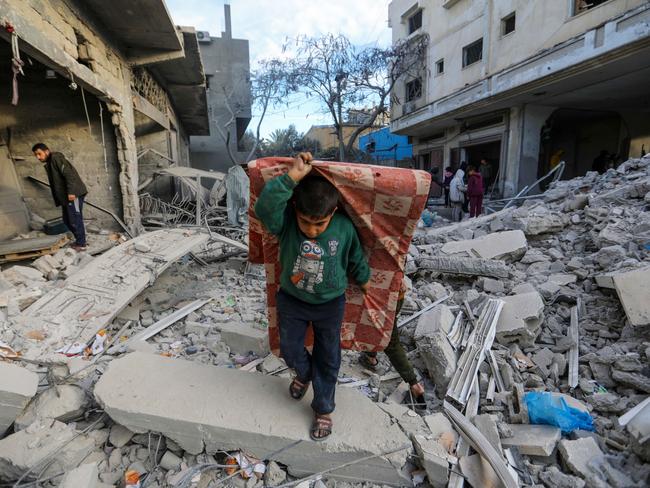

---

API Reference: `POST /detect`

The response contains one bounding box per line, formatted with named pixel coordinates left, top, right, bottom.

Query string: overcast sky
left=166, top=0, right=392, bottom=138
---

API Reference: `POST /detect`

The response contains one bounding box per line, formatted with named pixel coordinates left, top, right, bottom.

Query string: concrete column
left=109, top=69, right=143, bottom=234
left=503, top=105, right=557, bottom=197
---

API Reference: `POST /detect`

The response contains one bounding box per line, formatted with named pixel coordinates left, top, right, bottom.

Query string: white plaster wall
left=389, top=0, right=648, bottom=109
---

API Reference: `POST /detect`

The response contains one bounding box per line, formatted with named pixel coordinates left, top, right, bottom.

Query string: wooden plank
left=0, top=235, right=64, bottom=255
left=0, top=236, right=69, bottom=264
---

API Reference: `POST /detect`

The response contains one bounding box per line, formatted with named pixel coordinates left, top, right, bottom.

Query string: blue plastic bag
left=524, top=391, right=594, bottom=433
left=421, top=209, right=435, bottom=227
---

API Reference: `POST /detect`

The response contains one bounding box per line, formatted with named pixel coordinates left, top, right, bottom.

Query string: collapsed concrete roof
left=83, top=0, right=183, bottom=56
left=149, top=28, right=210, bottom=136
left=82, top=3, right=210, bottom=136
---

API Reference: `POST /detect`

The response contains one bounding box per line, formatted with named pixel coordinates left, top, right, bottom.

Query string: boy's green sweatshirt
left=254, top=173, right=370, bottom=304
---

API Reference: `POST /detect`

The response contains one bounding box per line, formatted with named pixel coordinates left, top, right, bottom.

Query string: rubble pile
left=0, top=156, right=648, bottom=487
left=396, top=155, right=650, bottom=486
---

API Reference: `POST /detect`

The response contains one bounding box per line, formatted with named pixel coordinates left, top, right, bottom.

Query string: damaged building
left=189, top=3, right=252, bottom=172
left=388, top=0, right=650, bottom=196
left=0, top=0, right=209, bottom=240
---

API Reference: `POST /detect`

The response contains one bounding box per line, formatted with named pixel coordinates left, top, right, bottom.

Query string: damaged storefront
left=0, top=0, right=209, bottom=242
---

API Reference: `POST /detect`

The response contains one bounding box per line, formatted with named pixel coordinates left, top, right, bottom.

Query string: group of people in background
left=442, top=158, right=492, bottom=222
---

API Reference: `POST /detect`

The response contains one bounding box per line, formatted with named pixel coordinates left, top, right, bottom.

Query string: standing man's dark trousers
left=277, top=289, right=346, bottom=415
left=62, top=196, right=86, bottom=247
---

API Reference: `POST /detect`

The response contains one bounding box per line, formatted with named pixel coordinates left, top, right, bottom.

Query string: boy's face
left=34, top=149, right=50, bottom=162
left=295, top=209, right=336, bottom=239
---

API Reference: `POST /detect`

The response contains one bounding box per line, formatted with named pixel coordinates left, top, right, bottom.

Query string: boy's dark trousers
left=444, top=188, right=450, bottom=207
left=62, top=196, right=86, bottom=246
left=277, top=289, right=345, bottom=415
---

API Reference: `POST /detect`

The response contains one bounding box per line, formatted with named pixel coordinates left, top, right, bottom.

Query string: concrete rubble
left=0, top=361, right=38, bottom=436
left=0, top=155, right=648, bottom=487
left=94, top=352, right=411, bottom=485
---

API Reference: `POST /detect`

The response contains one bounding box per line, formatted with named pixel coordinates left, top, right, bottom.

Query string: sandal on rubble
left=359, top=352, right=379, bottom=372
left=289, top=378, right=310, bottom=400
left=310, top=413, right=333, bottom=441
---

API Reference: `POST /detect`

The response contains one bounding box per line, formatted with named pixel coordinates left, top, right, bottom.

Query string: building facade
left=0, top=0, right=209, bottom=238
left=189, top=4, right=252, bottom=173
left=388, top=0, right=650, bottom=196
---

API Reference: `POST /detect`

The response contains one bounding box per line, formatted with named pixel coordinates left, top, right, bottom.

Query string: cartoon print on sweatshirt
left=291, top=240, right=325, bottom=292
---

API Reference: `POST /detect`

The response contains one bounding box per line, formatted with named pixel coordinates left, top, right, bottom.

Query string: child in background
left=254, top=152, right=370, bottom=441
left=467, top=164, right=484, bottom=218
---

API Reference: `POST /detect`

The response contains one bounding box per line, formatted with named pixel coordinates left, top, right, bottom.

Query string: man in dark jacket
left=32, top=143, right=88, bottom=250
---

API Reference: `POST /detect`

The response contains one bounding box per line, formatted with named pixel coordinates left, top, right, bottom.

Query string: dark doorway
left=538, top=109, right=626, bottom=181
left=462, top=140, right=501, bottom=191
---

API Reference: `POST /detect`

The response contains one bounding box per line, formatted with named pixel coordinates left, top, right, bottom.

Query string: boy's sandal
left=310, top=413, right=332, bottom=441
left=359, top=352, right=379, bottom=372
left=289, top=378, right=310, bottom=400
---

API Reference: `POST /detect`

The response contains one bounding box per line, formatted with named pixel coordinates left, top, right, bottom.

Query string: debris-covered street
left=1, top=1, right=650, bottom=487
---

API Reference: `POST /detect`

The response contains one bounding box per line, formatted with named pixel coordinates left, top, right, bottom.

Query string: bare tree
left=245, top=59, right=294, bottom=162
left=275, top=33, right=429, bottom=161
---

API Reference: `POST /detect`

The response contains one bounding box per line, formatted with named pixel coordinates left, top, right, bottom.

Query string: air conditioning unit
left=403, top=102, right=416, bottom=115
left=196, top=31, right=211, bottom=43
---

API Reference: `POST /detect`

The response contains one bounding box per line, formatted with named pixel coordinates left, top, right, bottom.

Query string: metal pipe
left=27, top=175, right=133, bottom=238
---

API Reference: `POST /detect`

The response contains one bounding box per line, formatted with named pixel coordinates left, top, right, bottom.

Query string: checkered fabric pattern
left=248, top=157, right=431, bottom=354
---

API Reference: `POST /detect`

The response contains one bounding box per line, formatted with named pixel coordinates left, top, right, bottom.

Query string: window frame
left=407, top=8, right=423, bottom=35
left=462, top=38, right=483, bottom=68
left=501, top=12, right=516, bottom=37
left=572, top=0, right=612, bottom=17
left=405, top=77, right=423, bottom=102
left=435, top=58, right=445, bottom=76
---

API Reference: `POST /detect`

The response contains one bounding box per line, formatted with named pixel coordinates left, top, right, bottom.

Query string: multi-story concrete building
left=388, top=0, right=650, bottom=196
left=0, top=0, right=209, bottom=238
left=190, top=4, right=252, bottom=173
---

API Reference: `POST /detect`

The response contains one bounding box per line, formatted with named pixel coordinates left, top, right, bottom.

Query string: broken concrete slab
left=414, top=304, right=455, bottom=336
left=459, top=453, right=502, bottom=488
left=623, top=398, right=650, bottom=462
left=59, top=462, right=99, bottom=488
left=421, top=413, right=457, bottom=457
left=94, top=353, right=411, bottom=485
left=13, top=229, right=209, bottom=359
left=500, top=424, right=561, bottom=456
left=411, top=435, right=450, bottom=488
left=472, top=414, right=502, bottom=453
left=15, top=384, right=88, bottom=430
left=611, top=266, right=650, bottom=326
left=611, top=369, right=650, bottom=393
left=0, top=418, right=97, bottom=482
left=558, top=437, right=604, bottom=479
left=378, top=403, right=429, bottom=439
left=416, top=329, right=457, bottom=392
left=417, top=255, right=510, bottom=279
left=0, top=361, right=38, bottom=436
left=549, top=273, right=577, bottom=286
left=495, top=291, right=545, bottom=347
left=215, top=322, right=269, bottom=357
left=441, top=230, right=527, bottom=261
left=539, top=465, right=586, bottom=488
left=109, top=423, right=134, bottom=448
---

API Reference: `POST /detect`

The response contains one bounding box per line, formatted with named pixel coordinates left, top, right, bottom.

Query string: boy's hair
left=293, top=176, right=339, bottom=218
left=468, top=164, right=478, bottom=172
left=445, top=166, right=452, bottom=172
left=32, top=143, right=49, bottom=152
